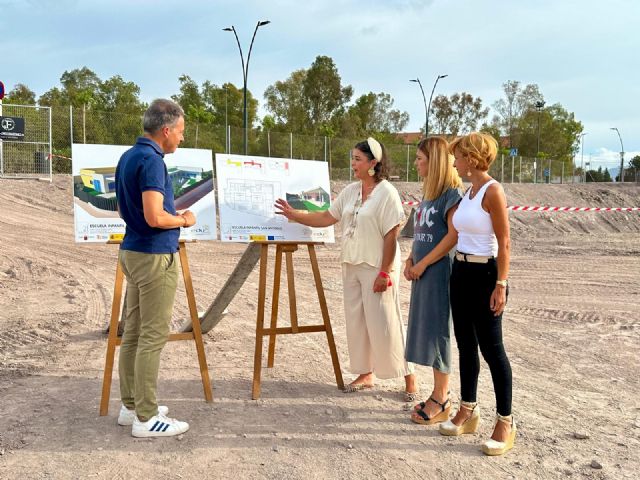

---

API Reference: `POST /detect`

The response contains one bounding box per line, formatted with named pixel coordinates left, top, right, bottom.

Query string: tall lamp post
left=223, top=20, right=270, bottom=155
left=579, top=132, right=587, bottom=183
left=535, top=100, right=545, bottom=156
left=426, top=74, right=447, bottom=138
left=409, top=78, right=427, bottom=135
left=610, top=127, right=625, bottom=182
left=411, top=74, right=447, bottom=138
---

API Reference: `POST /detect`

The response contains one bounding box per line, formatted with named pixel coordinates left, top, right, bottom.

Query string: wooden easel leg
left=252, top=244, right=269, bottom=399
left=267, top=245, right=283, bottom=368
left=100, top=258, right=125, bottom=416
left=308, top=244, right=344, bottom=389
left=284, top=246, right=299, bottom=334
left=179, top=244, right=213, bottom=403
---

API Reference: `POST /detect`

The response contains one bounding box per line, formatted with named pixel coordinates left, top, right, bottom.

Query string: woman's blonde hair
left=417, top=136, right=463, bottom=201
left=449, top=132, right=498, bottom=171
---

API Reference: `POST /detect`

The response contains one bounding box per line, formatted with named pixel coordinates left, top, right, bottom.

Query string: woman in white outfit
left=438, top=132, right=515, bottom=456
left=274, top=137, right=416, bottom=398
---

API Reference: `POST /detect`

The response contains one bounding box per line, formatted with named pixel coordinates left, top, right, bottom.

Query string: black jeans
left=450, top=258, right=512, bottom=416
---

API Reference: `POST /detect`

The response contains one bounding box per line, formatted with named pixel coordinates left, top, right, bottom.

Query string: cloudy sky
left=1, top=0, right=638, bottom=170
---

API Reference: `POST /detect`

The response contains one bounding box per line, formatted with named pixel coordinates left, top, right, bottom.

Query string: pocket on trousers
left=163, top=253, right=175, bottom=271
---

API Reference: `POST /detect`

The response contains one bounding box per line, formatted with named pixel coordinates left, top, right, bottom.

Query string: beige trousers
left=341, top=263, right=414, bottom=379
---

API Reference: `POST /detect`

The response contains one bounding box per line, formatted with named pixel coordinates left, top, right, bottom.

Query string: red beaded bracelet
left=378, top=271, right=392, bottom=286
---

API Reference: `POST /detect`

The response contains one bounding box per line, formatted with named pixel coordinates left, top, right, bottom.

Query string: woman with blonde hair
left=403, top=136, right=463, bottom=424
left=275, top=137, right=416, bottom=397
left=438, top=132, right=515, bottom=456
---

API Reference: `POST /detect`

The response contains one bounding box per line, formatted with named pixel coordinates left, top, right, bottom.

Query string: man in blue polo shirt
left=115, top=98, right=195, bottom=438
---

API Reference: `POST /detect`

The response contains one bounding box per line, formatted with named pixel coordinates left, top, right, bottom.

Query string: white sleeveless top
left=452, top=179, right=498, bottom=256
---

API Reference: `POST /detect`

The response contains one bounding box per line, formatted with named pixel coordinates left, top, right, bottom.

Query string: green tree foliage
left=347, top=92, right=409, bottom=136
left=586, top=166, right=612, bottom=182
left=3, top=83, right=36, bottom=104
left=264, top=56, right=353, bottom=136
left=95, top=75, right=146, bottom=113
left=264, top=69, right=308, bottom=132
left=430, top=92, right=489, bottom=136
left=302, top=56, right=353, bottom=135
left=628, top=155, right=640, bottom=170
left=515, top=103, right=583, bottom=162
left=492, top=80, right=543, bottom=148
left=171, top=75, right=255, bottom=128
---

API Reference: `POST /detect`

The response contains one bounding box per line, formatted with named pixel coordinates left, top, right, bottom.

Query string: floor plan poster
left=215, top=154, right=335, bottom=243
left=72, top=143, right=216, bottom=243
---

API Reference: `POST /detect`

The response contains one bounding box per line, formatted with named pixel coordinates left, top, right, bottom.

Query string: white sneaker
left=131, top=414, right=189, bottom=438
left=117, top=404, right=169, bottom=426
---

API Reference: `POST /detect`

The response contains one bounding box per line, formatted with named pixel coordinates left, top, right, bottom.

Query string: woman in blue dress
left=404, top=136, right=463, bottom=425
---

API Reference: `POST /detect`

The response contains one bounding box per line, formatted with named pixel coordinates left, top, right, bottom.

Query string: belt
left=455, top=252, right=494, bottom=264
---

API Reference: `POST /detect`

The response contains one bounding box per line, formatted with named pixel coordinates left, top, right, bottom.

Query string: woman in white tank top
left=438, top=132, right=516, bottom=456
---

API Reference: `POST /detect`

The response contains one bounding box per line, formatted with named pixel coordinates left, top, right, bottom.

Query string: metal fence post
left=511, top=155, right=514, bottom=183
left=548, top=158, right=551, bottom=184
left=290, top=132, right=293, bottom=159
left=561, top=162, right=564, bottom=184
left=501, top=154, right=504, bottom=183
left=267, top=131, right=271, bottom=157
left=519, top=157, right=522, bottom=183
left=406, top=144, right=410, bottom=182
left=324, top=135, right=327, bottom=162
left=48, top=106, right=53, bottom=181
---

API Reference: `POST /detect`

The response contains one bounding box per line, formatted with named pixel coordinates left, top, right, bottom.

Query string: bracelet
left=378, top=271, right=392, bottom=286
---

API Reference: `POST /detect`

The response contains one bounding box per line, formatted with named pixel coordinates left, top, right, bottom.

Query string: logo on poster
left=1, top=118, right=15, bottom=131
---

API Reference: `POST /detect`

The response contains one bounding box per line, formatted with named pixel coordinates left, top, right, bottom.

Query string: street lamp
left=409, top=79, right=427, bottom=136
left=427, top=74, right=447, bottom=138
left=223, top=20, right=271, bottom=155
left=535, top=100, right=545, bottom=156
left=610, top=127, right=625, bottom=182
left=579, top=133, right=587, bottom=183
left=410, top=73, right=447, bottom=138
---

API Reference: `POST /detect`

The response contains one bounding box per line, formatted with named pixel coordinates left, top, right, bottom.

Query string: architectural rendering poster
left=215, top=153, right=335, bottom=243
left=72, top=143, right=216, bottom=243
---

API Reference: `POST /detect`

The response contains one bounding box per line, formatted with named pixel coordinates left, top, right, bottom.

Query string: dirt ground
left=1, top=176, right=639, bottom=480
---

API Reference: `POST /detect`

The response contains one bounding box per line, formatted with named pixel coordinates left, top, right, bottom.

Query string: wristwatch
left=496, top=280, right=508, bottom=288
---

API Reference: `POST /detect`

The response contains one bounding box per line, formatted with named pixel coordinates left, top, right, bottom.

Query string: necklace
left=469, top=177, right=492, bottom=199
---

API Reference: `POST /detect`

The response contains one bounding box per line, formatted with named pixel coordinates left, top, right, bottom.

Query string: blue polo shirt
left=115, top=137, right=179, bottom=253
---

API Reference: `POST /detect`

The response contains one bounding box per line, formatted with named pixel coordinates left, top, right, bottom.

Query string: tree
left=39, top=67, right=102, bottom=107
left=302, top=56, right=353, bottom=136
left=172, top=75, right=255, bottom=128
left=3, top=83, right=36, bottom=105
left=264, top=69, right=310, bottom=133
left=515, top=103, right=583, bottom=162
left=430, top=92, right=489, bottom=136
left=492, top=80, right=543, bottom=147
left=348, top=92, right=409, bottom=135
left=95, top=75, right=145, bottom=113
left=264, top=56, right=353, bottom=137
left=628, top=155, right=640, bottom=170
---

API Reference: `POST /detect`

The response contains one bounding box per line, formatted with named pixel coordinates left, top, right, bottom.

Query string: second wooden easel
left=252, top=241, right=344, bottom=399
left=99, top=240, right=212, bottom=416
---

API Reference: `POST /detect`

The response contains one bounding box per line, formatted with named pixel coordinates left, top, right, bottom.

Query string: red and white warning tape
left=401, top=201, right=639, bottom=212
left=507, top=205, right=640, bottom=212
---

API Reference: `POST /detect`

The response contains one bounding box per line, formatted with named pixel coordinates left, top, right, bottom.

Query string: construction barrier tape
left=401, top=201, right=639, bottom=211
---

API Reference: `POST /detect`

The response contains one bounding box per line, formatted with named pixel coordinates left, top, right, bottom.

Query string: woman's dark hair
left=354, top=140, right=388, bottom=182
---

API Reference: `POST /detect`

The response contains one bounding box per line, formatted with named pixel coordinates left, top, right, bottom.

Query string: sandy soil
left=1, top=176, right=639, bottom=479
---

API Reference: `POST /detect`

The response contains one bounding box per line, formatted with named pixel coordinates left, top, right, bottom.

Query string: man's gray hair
left=143, top=99, right=184, bottom=134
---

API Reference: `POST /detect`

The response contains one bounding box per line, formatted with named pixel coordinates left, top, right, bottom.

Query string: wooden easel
left=99, top=240, right=212, bottom=416
left=252, top=242, right=344, bottom=399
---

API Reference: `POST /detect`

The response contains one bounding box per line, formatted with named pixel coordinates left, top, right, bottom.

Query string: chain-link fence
left=36, top=105, right=639, bottom=184
left=0, top=104, right=52, bottom=180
